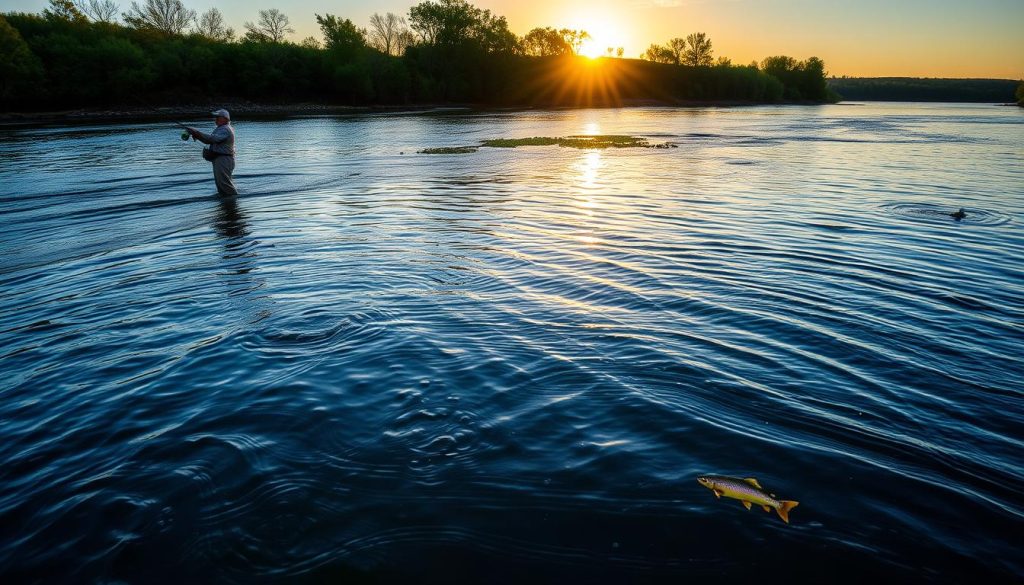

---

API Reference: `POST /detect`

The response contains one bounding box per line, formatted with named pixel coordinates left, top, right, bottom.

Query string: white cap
left=211, top=109, right=230, bottom=120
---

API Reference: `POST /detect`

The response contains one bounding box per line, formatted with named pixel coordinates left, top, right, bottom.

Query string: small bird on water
left=698, top=475, right=799, bottom=524
left=950, top=208, right=967, bottom=221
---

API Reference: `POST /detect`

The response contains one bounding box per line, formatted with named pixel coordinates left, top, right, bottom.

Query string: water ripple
left=0, top=103, right=1022, bottom=583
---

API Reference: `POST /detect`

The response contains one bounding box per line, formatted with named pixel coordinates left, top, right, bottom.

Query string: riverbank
left=0, top=98, right=828, bottom=127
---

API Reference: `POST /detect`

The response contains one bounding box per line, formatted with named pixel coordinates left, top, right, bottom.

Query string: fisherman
left=187, top=109, right=237, bottom=196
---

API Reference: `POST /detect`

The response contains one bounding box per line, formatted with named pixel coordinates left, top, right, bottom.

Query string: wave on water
left=0, top=104, right=1022, bottom=584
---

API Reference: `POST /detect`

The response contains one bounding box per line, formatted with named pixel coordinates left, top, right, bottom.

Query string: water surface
left=1, top=103, right=1022, bottom=583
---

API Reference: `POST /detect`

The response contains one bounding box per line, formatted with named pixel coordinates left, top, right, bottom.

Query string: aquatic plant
left=481, top=135, right=676, bottom=149
left=420, top=135, right=679, bottom=153
left=418, top=146, right=479, bottom=154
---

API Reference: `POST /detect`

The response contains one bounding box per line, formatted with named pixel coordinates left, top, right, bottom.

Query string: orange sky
left=11, top=0, right=1024, bottom=77
left=486, top=0, right=1023, bottom=78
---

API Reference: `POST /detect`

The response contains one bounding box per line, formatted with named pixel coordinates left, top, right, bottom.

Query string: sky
left=6, top=0, right=1023, bottom=77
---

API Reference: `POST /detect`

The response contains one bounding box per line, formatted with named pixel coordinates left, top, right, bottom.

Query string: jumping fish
left=697, top=475, right=799, bottom=524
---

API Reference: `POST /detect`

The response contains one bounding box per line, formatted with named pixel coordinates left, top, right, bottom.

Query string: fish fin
left=762, top=505, right=771, bottom=513
left=743, top=478, right=763, bottom=489
left=712, top=489, right=722, bottom=499
left=741, top=500, right=751, bottom=510
left=776, top=501, right=799, bottom=524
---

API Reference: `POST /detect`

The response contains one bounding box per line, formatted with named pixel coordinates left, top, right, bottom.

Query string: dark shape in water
left=950, top=208, right=967, bottom=221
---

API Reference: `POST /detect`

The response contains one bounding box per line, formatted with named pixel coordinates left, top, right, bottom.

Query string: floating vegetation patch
left=483, top=137, right=562, bottom=148
left=419, top=146, right=479, bottom=154
left=483, top=135, right=677, bottom=149
left=420, top=135, right=677, bottom=154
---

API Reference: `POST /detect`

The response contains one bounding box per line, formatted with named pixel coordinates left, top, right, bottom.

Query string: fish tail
left=776, top=500, right=799, bottom=524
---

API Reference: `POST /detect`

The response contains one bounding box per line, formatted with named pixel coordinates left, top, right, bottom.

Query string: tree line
left=0, top=0, right=838, bottom=111
left=827, top=77, right=1021, bottom=103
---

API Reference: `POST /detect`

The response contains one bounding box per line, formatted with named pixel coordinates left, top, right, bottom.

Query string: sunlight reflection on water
left=0, top=103, right=1022, bottom=584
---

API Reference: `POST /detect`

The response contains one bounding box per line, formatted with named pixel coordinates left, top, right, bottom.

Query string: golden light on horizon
left=563, top=12, right=628, bottom=60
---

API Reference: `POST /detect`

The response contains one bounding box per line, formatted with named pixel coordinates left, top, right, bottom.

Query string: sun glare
left=567, top=16, right=626, bottom=60
left=580, top=39, right=604, bottom=60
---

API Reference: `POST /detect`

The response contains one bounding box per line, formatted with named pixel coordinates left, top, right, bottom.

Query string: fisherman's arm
left=187, top=127, right=228, bottom=144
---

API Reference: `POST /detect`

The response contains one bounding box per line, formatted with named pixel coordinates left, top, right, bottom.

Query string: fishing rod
left=125, top=94, right=199, bottom=141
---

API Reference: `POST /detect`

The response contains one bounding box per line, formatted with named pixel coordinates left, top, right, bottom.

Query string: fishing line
left=125, top=94, right=198, bottom=141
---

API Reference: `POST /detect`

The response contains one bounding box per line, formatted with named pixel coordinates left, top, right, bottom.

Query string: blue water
left=1, top=103, right=1022, bottom=583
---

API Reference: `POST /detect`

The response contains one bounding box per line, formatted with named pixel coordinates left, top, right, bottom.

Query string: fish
left=697, top=475, right=799, bottom=524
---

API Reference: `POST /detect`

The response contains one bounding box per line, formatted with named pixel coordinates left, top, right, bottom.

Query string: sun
left=563, top=14, right=628, bottom=60
left=579, top=38, right=605, bottom=59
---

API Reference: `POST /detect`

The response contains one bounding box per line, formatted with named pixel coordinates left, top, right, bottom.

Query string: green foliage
left=643, top=43, right=675, bottom=64
left=826, top=77, right=1017, bottom=103
left=522, top=27, right=569, bottom=57
left=0, top=0, right=835, bottom=111
left=483, top=135, right=656, bottom=148
left=0, top=15, right=46, bottom=106
left=682, top=33, right=713, bottom=67
left=316, top=14, right=365, bottom=54
left=43, top=0, right=86, bottom=23
left=423, top=135, right=677, bottom=152
left=408, top=0, right=518, bottom=53
left=760, top=55, right=832, bottom=101
left=419, top=146, right=478, bottom=154
left=645, top=34, right=714, bottom=67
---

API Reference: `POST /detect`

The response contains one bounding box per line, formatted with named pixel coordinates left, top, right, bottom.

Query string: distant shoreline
left=0, top=99, right=834, bottom=127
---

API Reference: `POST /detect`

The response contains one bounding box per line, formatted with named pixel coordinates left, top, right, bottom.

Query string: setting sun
left=565, top=15, right=627, bottom=59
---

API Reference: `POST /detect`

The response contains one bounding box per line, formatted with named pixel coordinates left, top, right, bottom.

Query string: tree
left=75, top=0, right=119, bottom=23
left=666, top=37, right=686, bottom=64
left=800, top=56, right=828, bottom=100
left=0, top=15, right=45, bottom=105
left=123, top=0, right=195, bottom=34
left=716, top=56, right=732, bottom=67
left=522, top=27, right=569, bottom=57
left=682, top=32, right=713, bottom=66
left=244, top=9, right=293, bottom=43
left=615, top=47, right=623, bottom=58
left=44, top=0, right=87, bottom=22
left=474, top=10, right=517, bottom=53
left=409, top=0, right=478, bottom=45
left=407, top=0, right=516, bottom=53
left=1016, top=80, right=1023, bottom=105
left=300, top=36, right=321, bottom=50
left=315, top=14, right=366, bottom=52
left=195, top=8, right=233, bottom=42
left=396, top=29, right=415, bottom=54
left=369, top=12, right=409, bottom=56
left=761, top=55, right=797, bottom=76
left=558, top=28, right=590, bottom=55
left=642, top=43, right=674, bottom=64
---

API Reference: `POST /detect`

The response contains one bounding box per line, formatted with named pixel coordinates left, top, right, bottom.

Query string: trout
left=697, top=475, right=799, bottom=524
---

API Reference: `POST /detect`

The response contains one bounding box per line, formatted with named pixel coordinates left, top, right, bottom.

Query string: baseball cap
left=211, top=109, right=231, bottom=120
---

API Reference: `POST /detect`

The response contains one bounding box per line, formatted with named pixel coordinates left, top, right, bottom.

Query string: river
left=1, top=102, right=1022, bottom=583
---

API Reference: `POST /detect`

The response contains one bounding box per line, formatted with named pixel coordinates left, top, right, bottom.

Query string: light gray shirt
left=197, top=123, right=235, bottom=156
